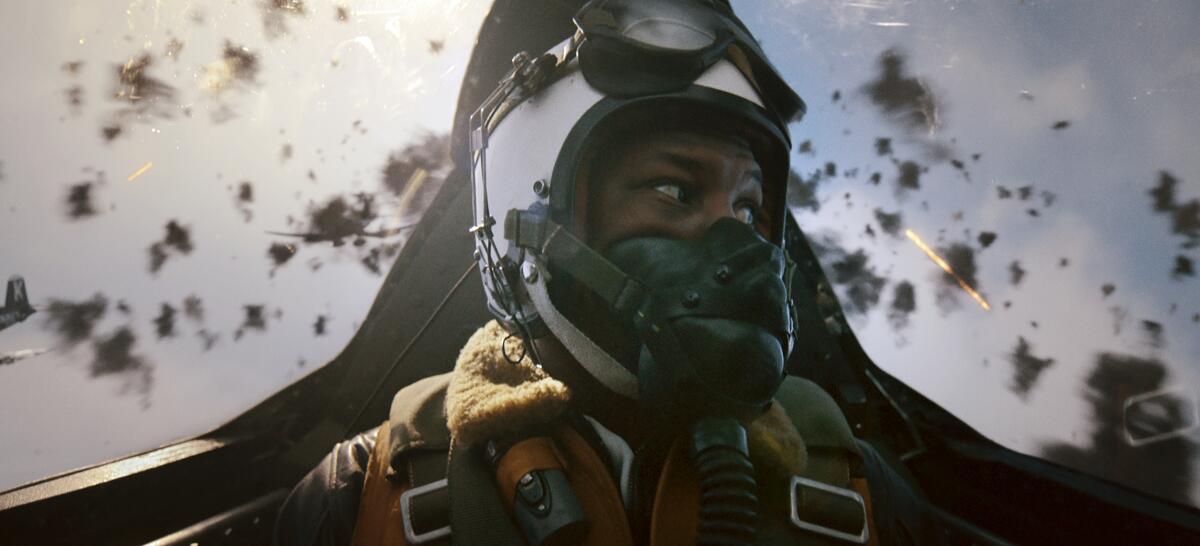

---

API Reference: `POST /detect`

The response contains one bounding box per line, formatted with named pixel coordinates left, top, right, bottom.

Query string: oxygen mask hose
left=690, top=417, right=758, bottom=546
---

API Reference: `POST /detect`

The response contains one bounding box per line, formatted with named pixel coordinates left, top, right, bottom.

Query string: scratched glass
left=736, top=0, right=1200, bottom=506
left=0, top=0, right=485, bottom=492
left=0, top=0, right=1197, bottom=510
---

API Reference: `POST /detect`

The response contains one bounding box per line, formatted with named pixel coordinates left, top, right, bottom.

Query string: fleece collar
left=445, top=321, right=573, bottom=448
left=443, top=321, right=807, bottom=484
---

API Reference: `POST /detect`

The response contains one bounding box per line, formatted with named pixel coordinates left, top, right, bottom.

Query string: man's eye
left=653, top=183, right=689, bottom=204
left=734, top=204, right=755, bottom=225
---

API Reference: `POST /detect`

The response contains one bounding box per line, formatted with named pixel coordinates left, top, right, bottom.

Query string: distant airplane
left=0, top=347, right=51, bottom=366
left=265, top=223, right=416, bottom=247
left=0, top=276, right=35, bottom=333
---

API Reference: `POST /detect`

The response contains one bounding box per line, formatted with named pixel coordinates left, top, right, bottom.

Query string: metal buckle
left=400, top=478, right=451, bottom=544
left=789, top=475, right=869, bottom=544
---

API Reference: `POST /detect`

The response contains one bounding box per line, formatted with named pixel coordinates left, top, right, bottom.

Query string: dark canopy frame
left=0, top=1, right=1196, bottom=544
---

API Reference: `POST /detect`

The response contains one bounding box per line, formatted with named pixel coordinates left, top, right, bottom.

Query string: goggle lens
left=574, top=0, right=804, bottom=122
left=622, top=17, right=717, bottom=51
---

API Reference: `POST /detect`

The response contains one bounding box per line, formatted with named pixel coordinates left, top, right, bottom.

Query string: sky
left=738, top=0, right=1200, bottom=505
left=0, top=0, right=1197, bottom=508
left=0, top=0, right=486, bottom=491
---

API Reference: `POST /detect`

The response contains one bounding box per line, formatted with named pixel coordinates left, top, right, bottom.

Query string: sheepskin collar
left=445, top=321, right=573, bottom=448
left=444, top=321, right=807, bottom=483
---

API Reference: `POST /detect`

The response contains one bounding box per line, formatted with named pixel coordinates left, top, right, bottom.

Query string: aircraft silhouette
left=0, top=347, right=51, bottom=366
left=0, top=276, right=35, bottom=333
left=265, top=223, right=416, bottom=247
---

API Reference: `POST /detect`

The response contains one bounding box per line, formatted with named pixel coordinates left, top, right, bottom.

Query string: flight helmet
left=469, top=0, right=804, bottom=400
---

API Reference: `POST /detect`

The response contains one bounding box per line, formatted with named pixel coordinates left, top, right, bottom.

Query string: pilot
left=276, top=1, right=925, bottom=544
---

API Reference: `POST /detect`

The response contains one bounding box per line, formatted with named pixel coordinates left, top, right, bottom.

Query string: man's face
left=581, top=128, right=770, bottom=251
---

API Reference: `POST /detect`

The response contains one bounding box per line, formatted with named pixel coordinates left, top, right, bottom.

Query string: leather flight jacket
left=275, top=325, right=935, bottom=545
left=276, top=375, right=936, bottom=545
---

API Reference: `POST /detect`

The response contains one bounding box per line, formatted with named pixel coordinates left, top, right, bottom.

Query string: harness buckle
left=789, top=475, right=869, bottom=544
left=400, top=478, right=451, bottom=544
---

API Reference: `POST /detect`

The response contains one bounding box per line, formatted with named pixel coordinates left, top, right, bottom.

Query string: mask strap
left=506, top=210, right=649, bottom=318
left=505, top=209, right=644, bottom=400
left=524, top=260, right=639, bottom=400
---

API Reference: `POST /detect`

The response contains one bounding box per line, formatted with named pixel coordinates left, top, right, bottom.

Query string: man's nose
left=682, top=197, right=741, bottom=239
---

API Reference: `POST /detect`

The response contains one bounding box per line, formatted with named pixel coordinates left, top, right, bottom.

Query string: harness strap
left=353, top=387, right=881, bottom=546
left=551, top=424, right=634, bottom=545
left=851, top=478, right=879, bottom=546
left=351, top=420, right=408, bottom=546
left=351, top=422, right=452, bottom=546
left=403, top=451, right=451, bottom=544
left=650, top=438, right=700, bottom=546
left=489, top=424, right=635, bottom=546
left=448, top=442, right=528, bottom=546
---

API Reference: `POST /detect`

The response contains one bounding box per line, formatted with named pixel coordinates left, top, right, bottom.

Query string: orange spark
left=905, top=229, right=991, bottom=311
left=396, top=168, right=429, bottom=216
left=127, top=162, right=153, bottom=181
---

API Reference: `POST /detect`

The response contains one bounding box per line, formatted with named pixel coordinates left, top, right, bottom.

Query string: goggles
left=573, top=0, right=805, bottom=128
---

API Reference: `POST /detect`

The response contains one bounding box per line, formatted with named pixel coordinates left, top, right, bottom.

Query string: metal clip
left=471, top=125, right=486, bottom=151
left=469, top=215, right=496, bottom=234
left=400, top=478, right=451, bottom=544
left=789, top=475, right=869, bottom=544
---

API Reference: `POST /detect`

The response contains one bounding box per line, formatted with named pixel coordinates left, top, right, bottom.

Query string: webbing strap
left=852, top=478, right=880, bottom=546
left=351, top=428, right=453, bottom=546
left=351, top=422, right=402, bottom=546
left=649, top=438, right=699, bottom=546
left=550, top=425, right=635, bottom=546
left=506, top=210, right=648, bottom=316
left=404, top=451, right=451, bottom=544
left=448, top=445, right=527, bottom=546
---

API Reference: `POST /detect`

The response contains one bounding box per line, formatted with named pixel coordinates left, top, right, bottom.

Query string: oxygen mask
left=605, top=217, right=794, bottom=545
left=603, top=217, right=793, bottom=429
